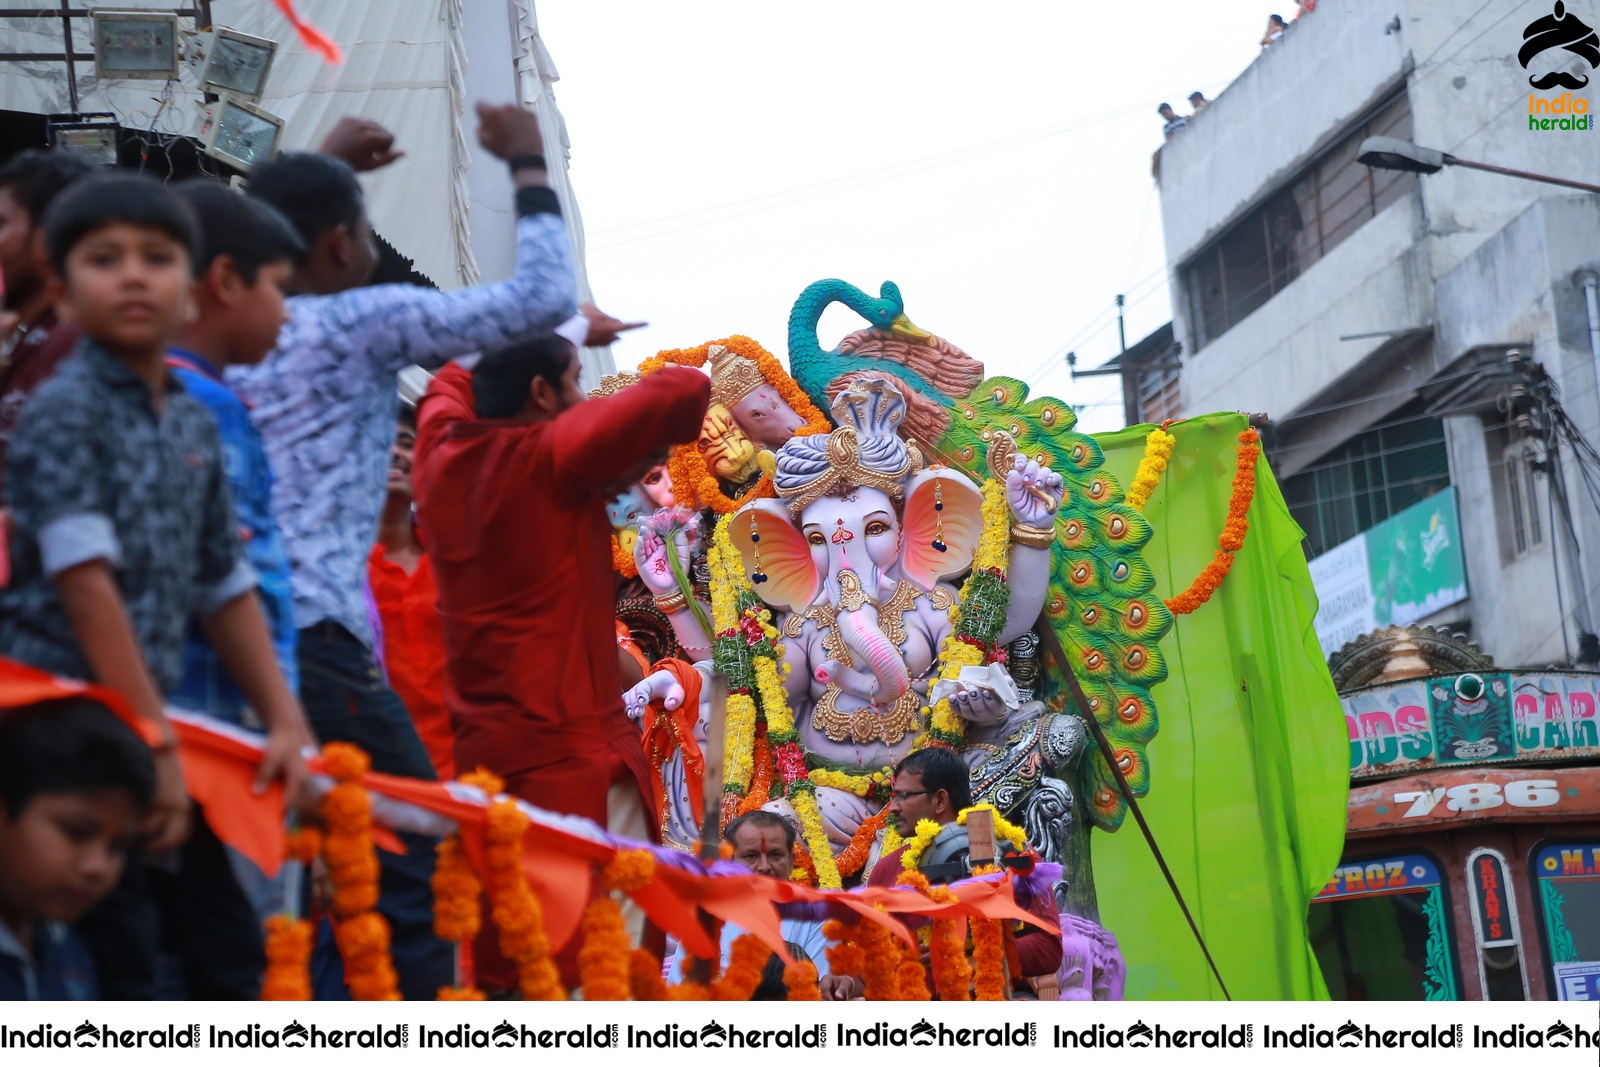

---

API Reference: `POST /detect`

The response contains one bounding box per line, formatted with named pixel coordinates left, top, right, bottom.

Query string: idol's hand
left=1006, top=454, right=1064, bottom=528
left=624, top=669, right=686, bottom=721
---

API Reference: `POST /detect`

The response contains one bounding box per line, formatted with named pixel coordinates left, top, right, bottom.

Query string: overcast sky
left=537, top=0, right=1281, bottom=432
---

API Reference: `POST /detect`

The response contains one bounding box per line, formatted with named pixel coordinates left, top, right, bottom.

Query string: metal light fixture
left=47, top=114, right=121, bottom=167
left=201, top=95, right=284, bottom=171
left=1358, top=135, right=1600, bottom=193
left=199, top=27, right=277, bottom=102
left=90, top=9, right=181, bottom=81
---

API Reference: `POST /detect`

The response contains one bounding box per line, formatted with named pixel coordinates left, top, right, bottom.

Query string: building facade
left=1318, top=628, right=1600, bottom=1001
left=1154, top=0, right=1600, bottom=667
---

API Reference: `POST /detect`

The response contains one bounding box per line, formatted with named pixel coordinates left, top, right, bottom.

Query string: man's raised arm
left=550, top=368, right=711, bottom=498
left=320, top=104, right=579, bottom=374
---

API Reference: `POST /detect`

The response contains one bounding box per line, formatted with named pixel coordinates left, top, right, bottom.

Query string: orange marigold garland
left=640, top=335, right=831, bottom=514
left=630, top=948, right=668, bottom=1000
left=580, top=851, right=657, bottom=1002
left=896, top=932, right=932, bottom=1001
left=822, top=919, right=867, bottom=987
left=1164, top=427, right=1260, bottom=616
left=483, top=790, right=565, bottom=1000
left=432, top=833, right=482, bottom=999
left=260, top=914, right=312, bottom=1000
left=666, top=980, right=710, bottom=1000
left=320, top=743, right=399, bottom=1000
left=897, top=868, right=970, bottom=1001
left=856, top=911, right=902, bottom=1001
left=710, top=934, right=770, bottom=1001
left=735, top=732, right=775, bottom=815
left=785, top=960, right=822, bottom=1000
left=611, top=535, right=638, bottom=578
left=834, top=803, right=890, bottom=879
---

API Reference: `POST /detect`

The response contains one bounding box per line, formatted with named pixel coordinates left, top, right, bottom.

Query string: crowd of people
left=0, top=99, right=1060, bottom=1002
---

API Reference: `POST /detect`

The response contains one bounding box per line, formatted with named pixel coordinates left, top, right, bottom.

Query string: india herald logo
left=1522, top=2, right=1600, bottom=90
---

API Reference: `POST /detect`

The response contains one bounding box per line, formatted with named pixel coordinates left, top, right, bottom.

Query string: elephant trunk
left=831, top=566, right=911, bottom=702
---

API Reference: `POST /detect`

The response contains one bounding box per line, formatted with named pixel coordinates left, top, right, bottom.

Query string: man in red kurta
left=413, top=333, right=708, bottom=990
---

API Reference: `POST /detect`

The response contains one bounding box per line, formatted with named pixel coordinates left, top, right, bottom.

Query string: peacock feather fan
left=787, top=279, right=1174, bottom=830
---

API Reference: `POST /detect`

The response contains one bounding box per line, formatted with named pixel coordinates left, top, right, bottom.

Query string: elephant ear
left=901, top=467, right=984, bottom=591
left=729, top=500, right=819, bottom=612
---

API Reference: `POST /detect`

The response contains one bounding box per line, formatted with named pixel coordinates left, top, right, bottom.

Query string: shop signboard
left=1534, top=844, right=1600, bottom=1001
left=1311, top=487, right=1469, bottom=656
left=1346, top=766, right=1599, bottom=835
left=1343, top=671, right=1600, bottom=778
left=1314, top=852, right=1443, bottom=900
left=1468, top=852, right=1514, bottom=947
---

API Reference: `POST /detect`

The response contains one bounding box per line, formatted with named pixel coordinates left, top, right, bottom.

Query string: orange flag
left=0, top=658, right=160, bottom=746
left=271, top=0, right=343, bottom=65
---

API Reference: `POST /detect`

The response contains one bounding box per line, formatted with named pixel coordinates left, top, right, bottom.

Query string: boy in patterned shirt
left=0, top=174, right=309, bottom=998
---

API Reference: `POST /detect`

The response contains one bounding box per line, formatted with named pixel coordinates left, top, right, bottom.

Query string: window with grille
left=1280, top=399, right=1452, bottom=559
left=1182, top=90, right=1417, bottom=351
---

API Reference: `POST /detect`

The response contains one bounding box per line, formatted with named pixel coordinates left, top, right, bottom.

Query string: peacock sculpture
left=787, top=278, right=1171, bottom=830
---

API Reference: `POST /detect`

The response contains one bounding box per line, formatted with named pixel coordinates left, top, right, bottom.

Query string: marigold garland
left=736, top=731, right=774, bottom=815
left=629, top=948, right=668, bottom=1001
left=896, top=932, right=932, bottom=1000
left=784, top=961, right=822, bottom=1000
left=665, top=980, right=710, bottom=1000
left=834, top=803, right=890, bottom=879
left=432, top=834, right=481, bottom=944
left=1163, top=428, right=1259, bottom=616
left=900, top=818, right=944, bottom=871
left=484, top=796, right=565, bottom=1000
left=896, top=869, right=971, bottom=1001
left=287, top=827, right=320, bottom=865
left=856, top=910, right=903, bottom=1001
left=319, top=743, right=399, bottom=1000
left=437, top=986, right=486, bottom=1001
left=710, top=934, right=770, bottom=1001
left=260, top=915, right=312, bottom=1001
left=971, top=918, right=1007, bottom=1000
left=610, top=534, right=638, bottom=578
left=1125, top=426, right=1177, bottom=512
left=708, top=515, right=841, bottom=888
left=822, top=919, right=866, bottom=986
left=807, top=765, right=892, bottom=798
left=640, top=336, right=830, bottom=514
left=968, top=863, right=1007, bottom=1001
left=576, top=897, right=632, bottom=1001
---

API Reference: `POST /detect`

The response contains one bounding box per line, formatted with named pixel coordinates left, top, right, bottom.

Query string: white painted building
left=1155, top=0, right=1600, bottom=667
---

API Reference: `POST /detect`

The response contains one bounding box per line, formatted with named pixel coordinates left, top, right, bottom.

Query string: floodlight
left=201, top=95, right=283, bottom=171
left=47, top=114, right=121, bottom=167
left=91, top=9, right=181, bottom=81
left=200, top=27, right=276, bottom=102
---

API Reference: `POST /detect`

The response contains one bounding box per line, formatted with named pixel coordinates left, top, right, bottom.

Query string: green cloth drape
left=1089, top=412, right=1349, bottom=1000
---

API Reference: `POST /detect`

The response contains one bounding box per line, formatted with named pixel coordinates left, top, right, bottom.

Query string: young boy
left=167, top=181, right=303, bottom=730
left=0, top=174, right=308, bottom=998
left=0, top=689, right=156, bottom=1000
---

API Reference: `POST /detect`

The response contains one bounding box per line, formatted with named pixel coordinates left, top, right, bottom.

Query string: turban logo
left=1520, top=1, right=1600, bottom=90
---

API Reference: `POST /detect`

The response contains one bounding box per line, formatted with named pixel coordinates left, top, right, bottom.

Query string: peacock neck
left=788, top=279, right=877, bottom=369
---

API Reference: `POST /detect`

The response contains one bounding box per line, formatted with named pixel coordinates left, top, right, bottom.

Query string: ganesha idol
left=628, top=376, right=1087, bottom=860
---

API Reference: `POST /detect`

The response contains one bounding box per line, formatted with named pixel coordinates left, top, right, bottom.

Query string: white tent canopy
left=0, top=0, right=613, bottom=383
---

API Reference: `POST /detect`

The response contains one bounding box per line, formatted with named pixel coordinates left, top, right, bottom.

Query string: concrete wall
left=1180, top=194, right=1433, bottom=435
left=1158, top=0, right=1600, bottom=667
left=1156, top=0, right=1409, bottom=266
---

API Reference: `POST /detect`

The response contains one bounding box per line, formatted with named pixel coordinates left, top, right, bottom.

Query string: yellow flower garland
left=808, top=766, right=892, bottom=796
left=955, top=803, right=1028, bottom=853
left=899, top=818, right=944, bottom=871
left=1124, top=426, right=1176, bottom=512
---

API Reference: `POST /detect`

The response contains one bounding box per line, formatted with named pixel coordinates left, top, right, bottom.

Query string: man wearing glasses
left=865, top=748, right=1064, bottom=995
